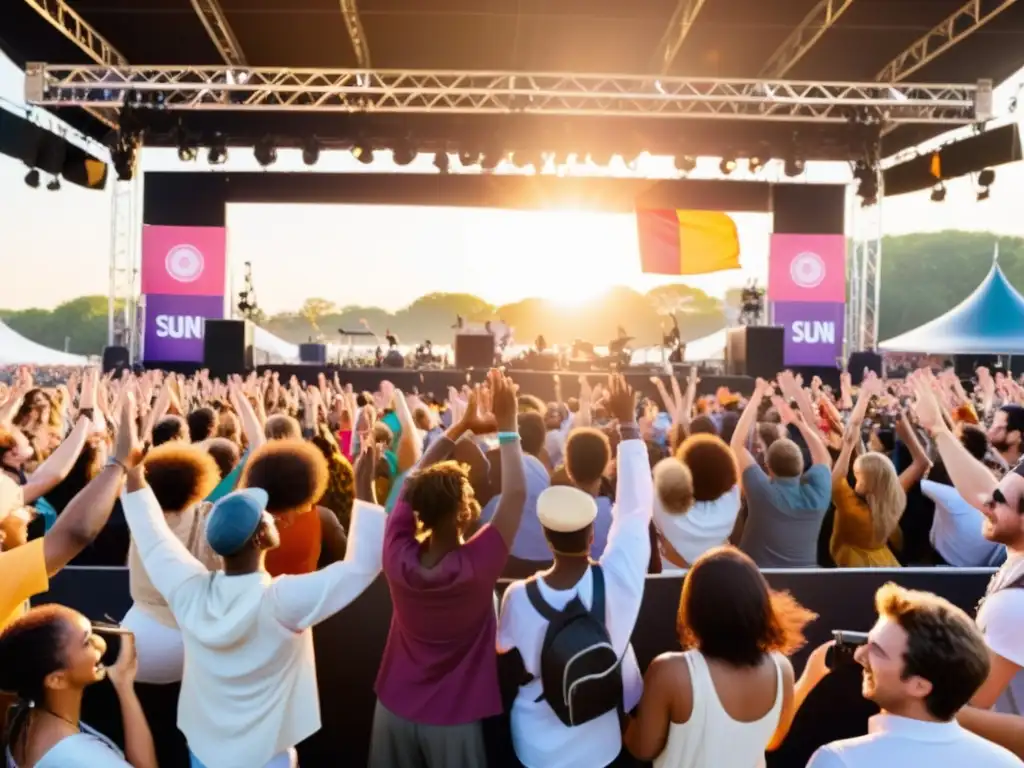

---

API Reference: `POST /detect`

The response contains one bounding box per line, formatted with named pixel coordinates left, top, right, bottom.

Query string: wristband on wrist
left=106, top=457, right=130, bottom=474
left=497, top=431, right=520, bottom=445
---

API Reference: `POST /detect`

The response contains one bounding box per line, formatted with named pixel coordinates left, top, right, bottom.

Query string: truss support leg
left=850, top=175, right=884, bottom=352
left=107, top=176, right=144, bottom=362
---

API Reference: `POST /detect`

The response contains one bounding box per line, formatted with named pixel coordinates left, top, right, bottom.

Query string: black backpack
left=525, top=565, right=624, bottom=727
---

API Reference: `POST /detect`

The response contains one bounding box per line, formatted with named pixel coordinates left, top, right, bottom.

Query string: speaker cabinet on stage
left=726, top=327, right=785, bottom=379
left=454, top=334, right=494, bottom=369
left=299, top=343, right=327, bottom=364
left=203, top=319, right=254, bottom=377
left=847, top=351, right=883, bottom=384
left=102, top=346, right=130, bottom=375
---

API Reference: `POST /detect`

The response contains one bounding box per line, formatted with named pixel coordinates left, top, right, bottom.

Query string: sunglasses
left=984, top=488, right=1009, bottom=509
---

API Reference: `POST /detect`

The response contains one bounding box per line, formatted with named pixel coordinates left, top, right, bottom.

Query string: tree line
left=2, top=231, right=1019, bottom=355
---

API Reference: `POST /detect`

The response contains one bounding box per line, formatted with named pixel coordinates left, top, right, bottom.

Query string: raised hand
left=115, top=393, right=146, bottom=470
left=771, top=395, right=798, bottom=425
left=458, top=385, right=498, bottom=435
left=606, top=374, right=636, bottom=424
left=489, top=369, right=519, bottom=433
left=353, top=439, right=382, bottom=503
left=105, top=633, right=139, bottom=693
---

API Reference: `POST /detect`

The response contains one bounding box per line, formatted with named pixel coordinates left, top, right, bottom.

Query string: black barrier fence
left=34, top=567, right=992, bottom=768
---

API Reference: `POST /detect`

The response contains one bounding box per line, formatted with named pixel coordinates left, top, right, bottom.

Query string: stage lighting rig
left=719, top=154, right=737, bottom=175
left=458, top=150, right=480, bottom=167
left=352, top=143, right=374, bottom=164
left=302, top=136, right=320, bottom=166
left=433, top=151, right=450, bottom=174
left=254, top=135, right=277, bottom=167
left=977, top=168, right=994, bottom=201
left=236, top=261, right=260, bottom=321
left=480, top=151, right=502, bottom=172
left=784, top=156, right=805, bottom=177
left=852, top=160, right=879, bottom=207
left=175, top=123, right=197, bottom=162
left=739, top=281, right=766, bottom=326
left=24, top=168, right=40, bottom=188
left=747, top=156, right=764, bottom=173
left=207, top=133, right=228, bottom=165
left=674, top=155, right=696, bottom=174
left=392, top=142, right=415, bottom=166
left=930, top=182, right=947, bottom=203
left=46, top=176, right=60, bottom=191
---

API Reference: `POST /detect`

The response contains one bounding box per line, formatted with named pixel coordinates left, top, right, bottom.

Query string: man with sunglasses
left=911, top=379, right=1024, bottom=758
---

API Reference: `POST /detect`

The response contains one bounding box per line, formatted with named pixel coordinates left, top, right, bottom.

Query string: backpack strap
left=525, top=577, right=561, bottom=622
left=590, top=564, right=606, bottom=623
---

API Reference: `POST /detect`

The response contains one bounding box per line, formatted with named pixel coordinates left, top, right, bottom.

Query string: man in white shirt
left=806, top=584, right=1020, bottom=768
left=497, top=375, right=653, bottom=768
left=120, top=431, right=386, bottom=768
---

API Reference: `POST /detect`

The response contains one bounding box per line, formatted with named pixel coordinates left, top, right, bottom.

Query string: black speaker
left=299, top=343, right=327, bottom=364
left=725, top=327, right=785, bottom=380
left=847, top=351, right=883, bottom=384
left=102, top=345, right=130, bottom=374
left=203, top=319, right=254, bottom=377
left=454, top=334, right=494, bottom=369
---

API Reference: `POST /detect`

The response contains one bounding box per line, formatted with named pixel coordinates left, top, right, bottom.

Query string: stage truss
left=25, top=64, right=986, bottom=124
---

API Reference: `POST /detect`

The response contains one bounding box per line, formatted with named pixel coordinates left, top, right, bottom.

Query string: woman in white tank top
left=624, top=546, right=816, bottom=767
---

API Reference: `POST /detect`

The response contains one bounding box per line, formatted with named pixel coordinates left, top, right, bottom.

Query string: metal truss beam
left=24, top=65, right=982, bottom=125
left=190, top=0, right=247, bottom=67
left=21, top=0, right=128, bottom=128
left=759, top=0, right=857, bottom=78
left=340, top=0, right=372, bottom=69
left=652, top=0, right=708, bottom=74
left=876, top=0, right=1020, bottom=83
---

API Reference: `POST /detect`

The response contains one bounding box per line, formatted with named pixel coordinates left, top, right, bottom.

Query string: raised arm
left=269, top=497, right=386, bottom=631
left=911, top=375, right=997, bottom=508
left=483, top=371, right=527, bottom=549
left=22, top=415, right=90, bottom=503
left=730, top=378, right=771, bottom=472
left=393, top=389, right=423, bottom=473
left=773, top=397, right=831, bottom=469
left=40, top=397, right=143, bottom=575
left=894, top=408, right=931, bottom=492
left=229, top=381, right=266, bottom=451
left=833, top=375, right=879, bottom=482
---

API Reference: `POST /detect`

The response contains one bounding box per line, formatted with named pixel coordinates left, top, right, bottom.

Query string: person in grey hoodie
left=119, top=394, right=386, bottom=768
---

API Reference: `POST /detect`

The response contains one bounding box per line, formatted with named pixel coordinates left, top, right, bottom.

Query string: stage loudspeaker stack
left=454, top=334, right=494, bottom=369
left=299, top=343, right=327, bottom=364
left=203, top=319, right=254, bottom=378
left=102, top=346, right=130, bottom=375
left=847, top=351, right=883, bottom=384
left=725, top=326, right=785, bottom=380
left=383, top=349, right=405, bottom=368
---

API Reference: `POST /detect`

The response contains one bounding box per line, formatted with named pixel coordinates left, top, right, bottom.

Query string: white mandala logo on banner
left=790, top=251, right=826, bottom=288
left=165, top=245, right=205, bottom=283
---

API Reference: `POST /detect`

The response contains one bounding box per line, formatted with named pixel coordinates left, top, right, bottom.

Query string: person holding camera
left=802, top=584, right=1020, bottom=767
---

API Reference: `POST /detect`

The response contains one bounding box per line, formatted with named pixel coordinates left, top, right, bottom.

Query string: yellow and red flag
left=636, top=209, right=741, bottom=275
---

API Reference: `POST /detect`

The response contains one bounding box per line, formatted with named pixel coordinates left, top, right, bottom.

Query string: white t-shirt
left=806, top=714, right=1021, bottom=768
left=497, top=438, right=654, bottom=768
left=654, top=485, right=740, bottom=566
left=976, top=553, right=1024, bottom=715
left=921, top=480, right=1005, bottom=568
left=6, top=725, right=129, bottom=768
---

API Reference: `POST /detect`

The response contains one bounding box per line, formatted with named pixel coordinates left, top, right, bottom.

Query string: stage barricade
left=35, top=567, right=992, bottom=768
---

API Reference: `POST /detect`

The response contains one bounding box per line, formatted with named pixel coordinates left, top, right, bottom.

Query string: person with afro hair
left=121, top=442, right=222, bottom=684
left=241, top=439, right=347, bottom=577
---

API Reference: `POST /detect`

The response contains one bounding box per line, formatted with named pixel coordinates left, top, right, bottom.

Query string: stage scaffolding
left=25, top=65, right=987, bottom=124
left=25, top=66, right=986, bottom=361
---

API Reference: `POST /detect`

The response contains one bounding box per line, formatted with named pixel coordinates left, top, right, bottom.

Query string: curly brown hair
left=875, top=583, right=990, bottom=720
left=241, top=439, right=329, bottom=514
left=143, top=443, right=221, bottom=513
left=405, top=460, right=478, bottom=534
left=310, top=424, right=355, bottom=531
left=677, top=546, right=816, bottom=666
left=675, top=434, right=738, bottom=502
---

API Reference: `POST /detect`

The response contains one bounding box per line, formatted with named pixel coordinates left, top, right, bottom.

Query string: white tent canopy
left=253, top=326, right=300, bottom=364
left=0, top=321, right=87, bottom=365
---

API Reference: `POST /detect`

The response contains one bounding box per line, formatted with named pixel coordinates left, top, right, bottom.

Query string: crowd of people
left=0, top=361, right=1022, bottom=767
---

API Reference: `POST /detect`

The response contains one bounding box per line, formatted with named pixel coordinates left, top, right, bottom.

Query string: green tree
left=299, top=298, right=336, bottom=336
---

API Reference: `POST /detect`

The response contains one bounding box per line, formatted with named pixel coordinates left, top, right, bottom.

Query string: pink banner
left=768, top=233, right=846, bottom=303
left=141, top=225, right=227, bottom=297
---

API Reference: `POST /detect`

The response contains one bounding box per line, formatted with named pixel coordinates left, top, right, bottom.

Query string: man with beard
left=909, top=378, right=1024, bottom=758
left=988, top=405, right=1024, bottom=468
left=803, top=584, right=1019, bottom=767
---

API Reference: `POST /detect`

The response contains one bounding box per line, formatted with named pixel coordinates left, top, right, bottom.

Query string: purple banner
left=143, top=294, right=224, bottom=363
left=773, top=301, right=845, bottom=367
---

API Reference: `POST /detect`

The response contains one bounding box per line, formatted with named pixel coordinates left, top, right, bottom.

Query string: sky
left=2, top=52, right=1024, bottom=314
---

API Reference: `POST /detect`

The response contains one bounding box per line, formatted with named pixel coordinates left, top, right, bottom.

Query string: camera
left=825, top=630, right=868, bottom=669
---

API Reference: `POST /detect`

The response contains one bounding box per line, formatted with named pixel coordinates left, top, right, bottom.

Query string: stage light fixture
left=352, top=143, right=374, bottom=164
left=930, top=182, right=947, bottom=203
left=480, top=152, right=501, bottom=171
left=719, top=155, right=737, bottom=175
left=748, top=156, right=764, bottom=173
left=175, top=123, right=197, bottom=162
left=46, top=176, right=61, bottom=192
left=302, top=136, right=320, bottom=166
left=675, top=155, right=696, bottom=173
left=254, top=136, right=277, bottom=167
left=24, top=169, right=40, bottom=188
left=784, top=156, right=805, bottom=177
left=112, top=132, right=140, bottom=181
left=853, top=161, right=878, bottom=206
left=392, top=143, right=416, bottom=166
left=458, top=150, right=480, bottom=167
left=433, top=151, right=450, bottom=174
left=207, top=134, right=228, bottom=165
